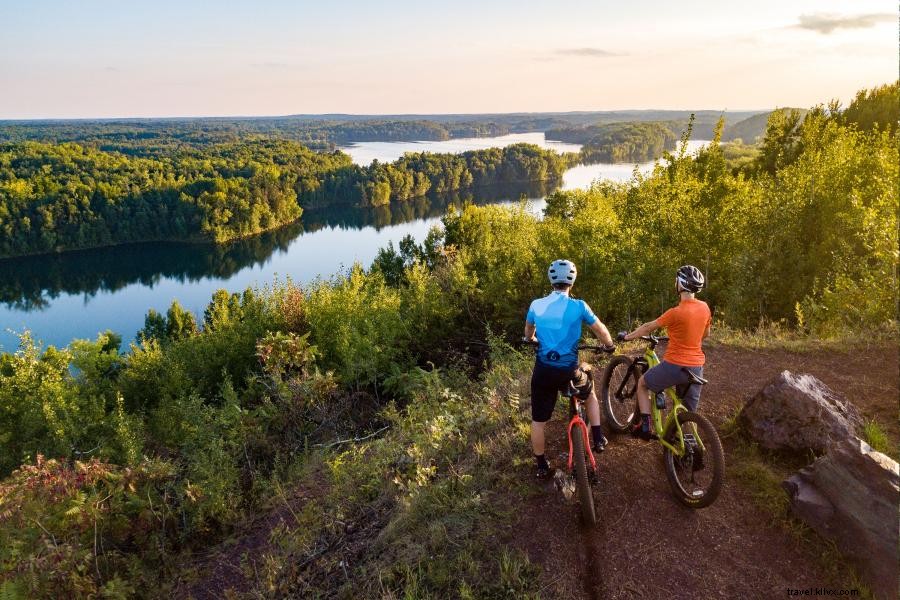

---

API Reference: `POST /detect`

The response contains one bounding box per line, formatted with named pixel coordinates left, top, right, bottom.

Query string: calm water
left=0, top=134, right=708, bottom=351
left=339, top=132, right=583, bottom=165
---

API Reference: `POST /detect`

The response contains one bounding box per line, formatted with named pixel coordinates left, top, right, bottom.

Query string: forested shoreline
left=545, top=110, right=793, bottom=163
left=0, top=140, right=568, bottom=259
left=0, top=108, right=780, bottom=260
left=549, top=120, right=682, bottom=162
left=0, top=110, right=763, bottom=155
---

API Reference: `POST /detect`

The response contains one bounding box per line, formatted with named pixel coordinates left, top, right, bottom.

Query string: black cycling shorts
left=530, top=361, right=579, bottom=422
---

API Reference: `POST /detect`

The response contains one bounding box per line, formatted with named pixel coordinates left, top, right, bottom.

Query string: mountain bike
left=600, top=335, right=724, bottom=508
left=523, top=340, right=614, bottom=525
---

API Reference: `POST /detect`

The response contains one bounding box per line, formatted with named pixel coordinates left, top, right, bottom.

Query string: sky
left=0, top=0, right=896, bottom=118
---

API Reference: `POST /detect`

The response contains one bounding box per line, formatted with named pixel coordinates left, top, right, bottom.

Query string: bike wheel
left=601, top=355, right=639, bottom=433
left=662, top=411, right=724, bottom=508
left=570, top=425, right=597, bottom=526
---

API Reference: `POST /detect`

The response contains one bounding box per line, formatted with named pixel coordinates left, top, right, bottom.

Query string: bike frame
left=629, top=345, right=707, bottom=457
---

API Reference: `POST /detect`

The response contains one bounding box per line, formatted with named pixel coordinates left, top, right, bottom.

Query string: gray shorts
left=643, top=361, right=704, bottom=412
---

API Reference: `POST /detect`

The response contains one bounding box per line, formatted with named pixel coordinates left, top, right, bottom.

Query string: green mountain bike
left=600, top=335, right=724, bottom=508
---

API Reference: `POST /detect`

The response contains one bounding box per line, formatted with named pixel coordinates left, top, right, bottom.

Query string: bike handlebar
left=520, top=338, right=615, bottom=353
left=640, top=335, right=669, bottom=342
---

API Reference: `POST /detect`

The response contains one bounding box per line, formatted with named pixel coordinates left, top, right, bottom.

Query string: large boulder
left=783, top=438, right=900, bottom=600
left=740, top=371, right=862, bottom=453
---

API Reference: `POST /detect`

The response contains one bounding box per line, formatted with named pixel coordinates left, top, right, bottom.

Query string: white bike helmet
left=548, top=259, right=577, bottom=286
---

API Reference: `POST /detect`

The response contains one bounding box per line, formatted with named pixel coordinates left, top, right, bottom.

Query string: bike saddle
left=681, top=368, right=708, bottom=386
left=568, top=366, right=594, bottom=398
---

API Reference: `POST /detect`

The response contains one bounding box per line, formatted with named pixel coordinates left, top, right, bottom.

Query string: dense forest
left=548, top=120, right=682, bottom=162
left=546, top=110, right=785, bottom=163
left=0, top=109, right=772, bottom=260
left=0, top=140, right=341, bottom=257
left=0, top=82, right=896, bottom=598
left=0, top=110, right=762, bottom=153
left=0, top=119, right=511, bottom=156
left=0, top=180, right=552, bottom=310
left=298, top=144, right=571, bottom=209
left=0, top=140, right=567, bottom=259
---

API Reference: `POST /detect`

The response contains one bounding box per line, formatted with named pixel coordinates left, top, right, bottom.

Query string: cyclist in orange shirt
left=618, top=265, right=711, bottom=440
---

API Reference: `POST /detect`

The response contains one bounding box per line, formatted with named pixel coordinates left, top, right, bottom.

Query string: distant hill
left=722, top=109, right=807, bottom=143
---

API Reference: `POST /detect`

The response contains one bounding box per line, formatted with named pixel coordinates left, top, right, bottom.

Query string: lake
left=0, top=134, right=708, bottom=351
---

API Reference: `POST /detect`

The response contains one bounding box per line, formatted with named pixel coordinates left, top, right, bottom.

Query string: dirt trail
left=511, top=342, right=899, bottom=599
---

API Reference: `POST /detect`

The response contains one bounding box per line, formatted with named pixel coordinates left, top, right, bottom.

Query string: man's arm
left=622, top=319, right=660, bottom=342
left=703, top=319, right=711, bottom=340
left=524, top=321, right=536, bottom=341
left=589, top=320, right=615, bottom=346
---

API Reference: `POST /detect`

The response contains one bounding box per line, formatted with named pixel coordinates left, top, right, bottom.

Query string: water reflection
left=0, top=134, right=709, bottom=349
left=0, top=180, right=552, bottom=312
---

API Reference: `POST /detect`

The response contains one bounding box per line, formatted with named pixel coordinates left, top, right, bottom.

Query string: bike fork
left=567, top=417, right=598, bottom=472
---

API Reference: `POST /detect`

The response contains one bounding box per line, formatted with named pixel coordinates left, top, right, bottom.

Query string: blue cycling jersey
left=526, top=291, right=599, bottom=368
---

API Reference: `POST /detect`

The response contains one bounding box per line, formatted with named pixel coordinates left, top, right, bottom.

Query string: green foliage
left=0, top=82, right=896, bottom=596
left=0, top=139, right=568, bottom=257
left=840, top=81, right=899, bottom=134
left=0, top=118, right=510, bottom=155
left=0, top=332, right=138, bottom=474
left=300, top=143, right=569, bottom=209
left=722, top=109, right=807, bottom=144
left=549, top=120, right=681, bottom=163
left=0, top=456, right=179, bottom=599
left=305, top=266, right=408, bottom=386
left=753, top=107, right=807, bottom=174
left=265, top=348, right=541, bottom=598
left=0, top=139, right=322, bottom=258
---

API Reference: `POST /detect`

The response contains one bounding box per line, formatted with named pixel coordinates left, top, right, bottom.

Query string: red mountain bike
left=523, top=340, right=614, bottom=526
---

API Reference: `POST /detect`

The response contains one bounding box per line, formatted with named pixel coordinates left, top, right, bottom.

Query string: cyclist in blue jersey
left=524, top=259, right=616, bottom=478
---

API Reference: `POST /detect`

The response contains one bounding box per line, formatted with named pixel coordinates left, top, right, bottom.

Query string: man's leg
left=530, top=364, right=556, bottom=477
left=630, top=374, right=657, bottom=439
left=585, top=390, right=607, bottom=450
left=636, top=375, right=652, bottom=414
left=684, top=366, right=703, bottom=412
left=531, top=420, right=546, bottom=456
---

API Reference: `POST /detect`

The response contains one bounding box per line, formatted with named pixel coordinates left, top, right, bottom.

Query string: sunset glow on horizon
left=1, top=0, right=896, bottom=119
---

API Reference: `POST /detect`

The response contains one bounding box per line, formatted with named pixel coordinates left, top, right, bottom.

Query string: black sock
left=534, top=454, right=549, bottom=468
left=640, top=413, right=651, bottom=433
left=591, top=425, right=606, bottom=446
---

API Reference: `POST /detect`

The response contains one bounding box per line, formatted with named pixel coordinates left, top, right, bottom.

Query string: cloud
left=555, top=47, right=623, bottom=58
left=794, top=13, right=895, bottom=34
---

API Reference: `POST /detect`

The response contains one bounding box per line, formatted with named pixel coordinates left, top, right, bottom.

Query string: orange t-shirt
left=656, top=299, right=712, bottom=367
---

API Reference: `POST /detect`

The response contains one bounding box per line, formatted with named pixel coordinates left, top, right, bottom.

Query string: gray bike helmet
left=548, top=259, right=577, bottom=286
left=676, top=264, right=705, bottom=293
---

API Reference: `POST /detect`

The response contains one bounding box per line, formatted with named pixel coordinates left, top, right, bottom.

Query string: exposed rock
left=740, top=371, right=862, bottom=453
left=783, top=438, right=900, bottom=600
